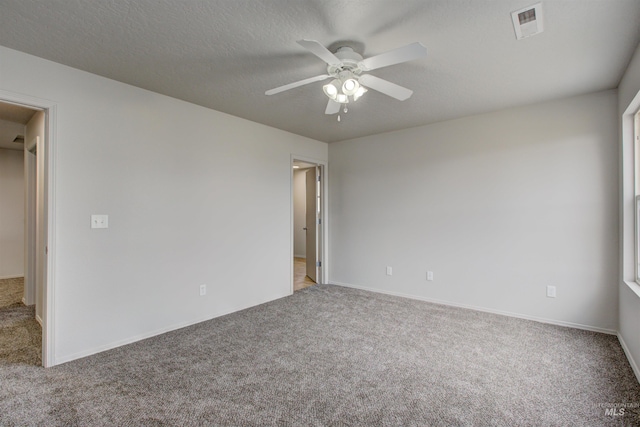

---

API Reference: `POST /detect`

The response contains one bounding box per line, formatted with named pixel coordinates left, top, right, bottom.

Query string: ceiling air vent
left=12, top=135, right=24, bottom=144
left=511, top=3, right=544, bottom=40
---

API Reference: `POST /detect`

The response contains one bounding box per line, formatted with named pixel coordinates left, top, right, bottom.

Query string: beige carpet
left=0, top=277, right=24, bottom=308
left=0, top=277, right=41, bottom=366
left=0, top=304, right=41, bottom=366
left=1, top=284, right=639, bottom=425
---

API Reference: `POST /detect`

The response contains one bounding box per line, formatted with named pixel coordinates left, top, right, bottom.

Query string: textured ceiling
left=0, top=0, right=639, bottom=143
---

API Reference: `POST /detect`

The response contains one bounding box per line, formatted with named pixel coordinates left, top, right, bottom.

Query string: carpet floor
left=0, top=277, right=41, bottom=367
left=1, top=284, right=639, bottom=426
left=0, top=277, right=25, bottom=309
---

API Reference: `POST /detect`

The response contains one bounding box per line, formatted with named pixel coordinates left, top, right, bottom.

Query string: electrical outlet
left=427, top=271, right=434, bottom=281
left=199, top=284, right=207, bottom=296
left=546, top=286, right=556, bottom=298
left=90, top=214, right=109, bottom=229
left=386, top=266, right=392, bottom=276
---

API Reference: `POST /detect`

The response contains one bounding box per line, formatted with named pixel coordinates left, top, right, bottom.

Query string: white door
left=24, top=139, right=37, bottom=306
left=305, top=167, right=320, bottom=283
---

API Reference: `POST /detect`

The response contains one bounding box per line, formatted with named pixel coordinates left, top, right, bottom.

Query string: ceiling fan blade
left=359, top=74, right=413, bottom=101
left=360, top=42, right=427, bottom=71
left=297, top=39, right=342, bottom=66
left=325, top=99, right=340, bottom=115
left=265, top=74, right=330, bottom=95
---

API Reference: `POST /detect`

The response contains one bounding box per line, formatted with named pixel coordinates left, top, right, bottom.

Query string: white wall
left=330, top=90, right=618, bottom=332
left=0, top=46, right=328, bottom=364
left=0, top=147, right=24, bottom=279
left=293, top=169, right=306, bottom=258
left=618, top=41, right=640, bottom=380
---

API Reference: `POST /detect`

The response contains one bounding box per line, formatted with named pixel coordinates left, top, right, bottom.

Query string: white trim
left=0, top=274, right=25, bottom=280
left=55, top=291, right=288, bottom=365
left=622, top=90, right=640, bottom=284
left=618, top=332, right=640, bottom=383
left=0, top=90, right=57, bottom=368
left=35, top=314, right=43, bottom=327
left=294, top=254, right=306, bottom=259
left=44, top=104, right=57, bottom=367
left=331, top=281, right=617, bottom=335
left=623, top=280, right=640, bottom=299
left=619, top=74, right=640, bottom=386
left=290, top=154, right=329, bottom=294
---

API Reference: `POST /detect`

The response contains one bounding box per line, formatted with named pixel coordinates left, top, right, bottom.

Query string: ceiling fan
left=265, top=39, right=428, bottom=117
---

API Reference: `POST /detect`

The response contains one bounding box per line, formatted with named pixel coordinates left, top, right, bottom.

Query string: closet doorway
left=0, top=91, right=56, bottom=367
left=292, top=158, right=325, bottom=291
left=0, top=100, right=46, bottom=366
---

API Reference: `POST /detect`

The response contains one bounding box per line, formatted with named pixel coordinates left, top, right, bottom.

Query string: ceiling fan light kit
left=266, top=39, right=427, bottom=120
left=322, top=74, right=364, bottom=104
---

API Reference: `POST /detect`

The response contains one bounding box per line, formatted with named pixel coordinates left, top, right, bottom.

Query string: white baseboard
left=618, top=333, right=640, bottom=384
left=0, top=274, right=24, bottom=280
left=53, top=291, right=290, bottom=366
left=35, top=314, right=43, bottom=326
left=22, top=296, right=36, bottom=307
left=294, top=254, right=306, bottom=259
left=330, top=281, right=617, bottom=335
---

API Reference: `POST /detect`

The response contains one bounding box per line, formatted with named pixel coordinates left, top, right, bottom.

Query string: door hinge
left=318, top=218, right=322, bottom=225
left=316, top=261, right=322, bottom=267
left=317, top=175, right=321, bottom=182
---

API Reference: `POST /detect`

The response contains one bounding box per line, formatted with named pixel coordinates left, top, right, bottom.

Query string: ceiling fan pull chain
left=337, top=115, right=341, bottom=122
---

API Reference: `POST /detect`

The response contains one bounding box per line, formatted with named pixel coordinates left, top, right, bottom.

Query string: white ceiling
left=0, top=0, right=639, bottom=143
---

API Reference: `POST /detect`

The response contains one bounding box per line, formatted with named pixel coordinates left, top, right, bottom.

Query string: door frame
left=0, top=90, right=57, bottom=368
left=305, top=166, right=320, bottom=284
left=290, top=155, right=328, bottom=293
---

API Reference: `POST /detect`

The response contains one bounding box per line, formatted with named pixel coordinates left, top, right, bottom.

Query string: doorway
left=292, top=157, right=326, bottom=292
left=0, top=92, right=55, bottom=367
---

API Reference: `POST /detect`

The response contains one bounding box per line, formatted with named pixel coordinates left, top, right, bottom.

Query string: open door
left=23, top=113, right=46, bottom=324
left=24, top=137, right=37, bottom=306
left=305, top=166, right=322, bottom=284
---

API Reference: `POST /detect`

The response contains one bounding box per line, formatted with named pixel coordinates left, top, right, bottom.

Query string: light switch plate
left=91, top=214, right=109, bottom=229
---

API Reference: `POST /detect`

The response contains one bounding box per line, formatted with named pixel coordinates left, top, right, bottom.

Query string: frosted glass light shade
left=323, top=79, right=341, bottom=100
left=353, top=86, right=368, bottom=101
left=342, top=78, right=360, bottom=96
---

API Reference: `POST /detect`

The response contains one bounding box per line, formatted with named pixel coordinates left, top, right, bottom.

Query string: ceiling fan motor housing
left=328, top=46, right=364, bottom=77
